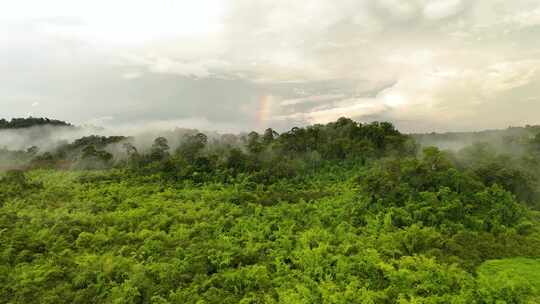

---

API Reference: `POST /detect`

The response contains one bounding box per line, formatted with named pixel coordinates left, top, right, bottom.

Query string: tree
left=151, top=137, right=170, bottom=161
left=82, top=145, right=98, bottom=159
left=530, top=133, right=540, bottom=155
left=226, top=148, right=249, bottom=173
left=177, top=133, right=207, bottom=161
left=246, top=132, right=264, bottom=154
left=262, top=128, right=279, bottom=145
left=0, top=117, right=71, bottom=129
left=79, top=145, right=113, bottom=169
left=26, top=146, right=39, bottom=156
left=122, top=142, right=138, bottom=156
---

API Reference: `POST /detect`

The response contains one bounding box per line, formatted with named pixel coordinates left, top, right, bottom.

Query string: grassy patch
left=477, top=258, right=540, bottom=300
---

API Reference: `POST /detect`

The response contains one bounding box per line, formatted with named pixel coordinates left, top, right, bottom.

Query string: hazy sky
left=2, top=0, right=540, bottom=132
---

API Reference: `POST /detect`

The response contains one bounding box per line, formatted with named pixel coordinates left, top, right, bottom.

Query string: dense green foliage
left=477, top=258, right=540, bottom=302
left=1, top=117, right=540, bottom=303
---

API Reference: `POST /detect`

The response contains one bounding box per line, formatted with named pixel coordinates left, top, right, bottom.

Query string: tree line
left=0, top=117, right=72, bottom=129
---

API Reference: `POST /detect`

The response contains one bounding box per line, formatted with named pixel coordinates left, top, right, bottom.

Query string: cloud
left=2, top=1, right=540, bottom=132
left=147, top=58, right=230, bottom=78
left=119, top=50, right=231, bottom=79
left=483, top=60, right=540, bottom=93
left=423, top=0, right=466, bottom=20
left=280, top=94, right=345, bottom=106
left=273, top=84, right=410, bottom=125
left=122, top=72, right=142, bottom=80
left=295, top=99, right=391, bottom=124
left=504, top=6, right=540, bottom=28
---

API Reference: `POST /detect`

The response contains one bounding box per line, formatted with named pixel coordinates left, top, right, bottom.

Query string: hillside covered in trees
left=0, top=117, right=72, bottom=129
left=1, top=117, right=540, bottom=303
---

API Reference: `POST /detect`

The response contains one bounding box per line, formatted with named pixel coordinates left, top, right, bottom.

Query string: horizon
left=2, top=115, right=540, bottom=136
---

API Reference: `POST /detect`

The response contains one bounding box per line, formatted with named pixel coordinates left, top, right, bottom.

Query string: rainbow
left=257, top=95, right=272, bottom=126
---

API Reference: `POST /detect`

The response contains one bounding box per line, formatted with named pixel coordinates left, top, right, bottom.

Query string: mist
left=3, top=119, right=539, bottom=167
left=0, top=119, right=251, bottom=171
left=413, top=126, right=540, bottom=156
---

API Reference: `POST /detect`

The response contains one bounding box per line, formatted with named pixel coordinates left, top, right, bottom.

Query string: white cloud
left=303, top=100, right=386, bottom=124
left=1, top=0, right=225, bottom=46
left=375, top=0, right=420, bottom=21
left=504, top=6, right=540, bottom=28
left=483, top=60, right=540, bottom=93
left=423, top=0, right=466, bottom=20
left=280, top=94, right=346, bottom=106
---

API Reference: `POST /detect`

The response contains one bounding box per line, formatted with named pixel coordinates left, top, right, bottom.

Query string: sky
left=1, top=0, right=540, bottom=133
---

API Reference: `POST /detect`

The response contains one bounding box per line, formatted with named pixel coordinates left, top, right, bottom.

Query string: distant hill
left=412, top=125, right=540, bottom=150
left=0, top=117, right=72, bottom=129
